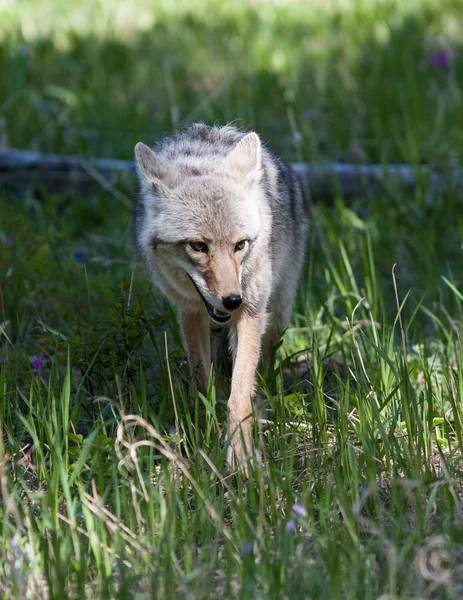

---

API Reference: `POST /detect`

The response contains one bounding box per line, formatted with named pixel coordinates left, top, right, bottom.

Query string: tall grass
left=1, top=0, right=463, bottom=598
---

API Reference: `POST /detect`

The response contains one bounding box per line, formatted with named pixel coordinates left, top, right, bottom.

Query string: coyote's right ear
left=226, top=132, right=261, bottom=185
left=134, top=143, right=178, bottom=190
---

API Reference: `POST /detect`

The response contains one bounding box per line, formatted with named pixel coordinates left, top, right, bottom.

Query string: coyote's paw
left=226, top=420, right=253, bottom=476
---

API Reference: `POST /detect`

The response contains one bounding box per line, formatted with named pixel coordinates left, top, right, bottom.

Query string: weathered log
left=0, top=147, right=460, bottom=203
left=0, top=148, right=134, bottom=204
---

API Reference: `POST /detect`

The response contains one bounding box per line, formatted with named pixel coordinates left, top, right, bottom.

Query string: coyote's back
left=133, top=123, right=308, bottom=470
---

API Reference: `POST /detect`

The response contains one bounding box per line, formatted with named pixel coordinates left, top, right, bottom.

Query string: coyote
left=133, top=124, right=308, bottom=468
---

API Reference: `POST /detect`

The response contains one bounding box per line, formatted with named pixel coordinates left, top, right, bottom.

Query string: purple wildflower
left=430, top=50, right=450, bottom=71
left=5, top=236, right=13, bottom=248
left=348, top=144, right=361, bottom=159
left=358, top=206, right=368, bottom=219
left=286, top=519, right=296, bottom=533
left=73, top=251, right=89, bottom=264
left=303, top=109, right=314, bottom=121
left=31, top=355, right=41, bottom=371
left=291, top=130, right=303, bottom=145
left=292, top=503, right=307, bottom=519
left=241, top=542, right=253, bottom=556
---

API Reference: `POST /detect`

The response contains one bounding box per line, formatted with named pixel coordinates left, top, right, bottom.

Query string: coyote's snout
left=186, top=240, right=244, bottom=324
left=133, top=124, right=308, bottom=471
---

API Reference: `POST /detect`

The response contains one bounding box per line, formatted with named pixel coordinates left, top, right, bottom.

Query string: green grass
left=1, top=0, right=463, bottom=598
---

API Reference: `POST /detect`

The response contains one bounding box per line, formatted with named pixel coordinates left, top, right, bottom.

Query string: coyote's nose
left=222, top=294, right=242, bottom=311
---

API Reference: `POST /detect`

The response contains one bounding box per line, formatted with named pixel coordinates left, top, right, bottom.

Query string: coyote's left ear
left=226, top=132, right=261, bottom=184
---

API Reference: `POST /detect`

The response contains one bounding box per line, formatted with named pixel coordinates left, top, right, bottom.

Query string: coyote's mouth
left=187, top=275, right=231, bottom=325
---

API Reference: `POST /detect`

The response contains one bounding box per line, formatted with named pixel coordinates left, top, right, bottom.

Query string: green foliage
left=1, top=1, right=463, bottom=598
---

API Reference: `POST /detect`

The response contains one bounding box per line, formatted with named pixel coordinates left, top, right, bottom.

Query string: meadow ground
left=1, top=0, right=463, bottom=597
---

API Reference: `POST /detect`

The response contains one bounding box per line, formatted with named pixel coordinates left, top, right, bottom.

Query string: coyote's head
left=135, top=132, right=265, bottom=325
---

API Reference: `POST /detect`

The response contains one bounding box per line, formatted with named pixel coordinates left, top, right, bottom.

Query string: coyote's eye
left=234, top=239, right=248, bottom=252
left=190, top=241, right=208, bottom=253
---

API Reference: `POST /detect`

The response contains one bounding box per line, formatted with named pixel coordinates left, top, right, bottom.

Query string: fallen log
left=0, top=147, right=134, bottom=204
left=0, top=147, right=460, bottom=204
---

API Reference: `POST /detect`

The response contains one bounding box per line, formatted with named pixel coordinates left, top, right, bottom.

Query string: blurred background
left=1, top=0, right=462, bottom=164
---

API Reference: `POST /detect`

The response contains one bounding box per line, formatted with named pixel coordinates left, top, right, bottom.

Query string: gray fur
left=134, top=123, right=308, bottom=326
left=133, top=124, right=308, bottom=461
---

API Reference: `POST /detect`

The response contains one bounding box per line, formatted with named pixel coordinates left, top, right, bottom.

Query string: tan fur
left=226, top=311, right=262, bottom=468
left=180, top=310, right=211, bottom=394
left=196, top=249, right=241, bottom=300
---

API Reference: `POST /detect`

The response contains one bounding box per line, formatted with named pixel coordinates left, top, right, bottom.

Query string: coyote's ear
left=134, top=142, right=178, bottom=190
left=226, top=132, right=261, bottom=183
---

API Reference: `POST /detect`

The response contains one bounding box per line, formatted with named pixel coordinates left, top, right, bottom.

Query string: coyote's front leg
left=227, top=311, right=262, bottom=469
left=180, top=309, right=211, bottom=395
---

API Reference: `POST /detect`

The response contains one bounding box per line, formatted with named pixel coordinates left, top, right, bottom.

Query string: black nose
left=222, top=294, right=242, bottom=311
